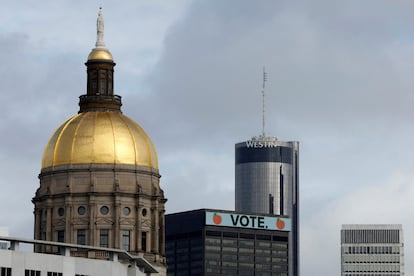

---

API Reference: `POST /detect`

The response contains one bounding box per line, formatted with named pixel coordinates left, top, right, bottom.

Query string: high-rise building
left=341, top=224, right=404, bottom=276
left=31, top=8, right=166, bottom=273
left=165, top=209, right=291, bottom=276
left=235, top=136, right=299, bottom=275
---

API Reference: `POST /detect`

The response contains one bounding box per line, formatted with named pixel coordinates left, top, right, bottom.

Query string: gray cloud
left=1, top=1, right=414, bottom=275
left=129, top=1, right=414, bottom=274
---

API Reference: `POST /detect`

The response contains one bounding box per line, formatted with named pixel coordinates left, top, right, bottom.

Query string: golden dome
left=87, top=48, right=113, bottom=61
left=42, top=111, right=158, bottom=170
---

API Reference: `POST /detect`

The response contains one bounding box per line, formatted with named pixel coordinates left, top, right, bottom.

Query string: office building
left=235, top=136, right=299, bottom=275
left=341, top=224, right=404, bottom=276
left=31, top=9, right=166, bottom=273
left=166, top=209, right=291, bottom=276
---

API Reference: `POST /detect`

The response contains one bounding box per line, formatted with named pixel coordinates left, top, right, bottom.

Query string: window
left=57, top=208, right=64, bottom=216
left=78, top=206, right=86, bottom=215
left=57, top=231, right=64, bottom=243
left=123, top=207, right=131, bottom=215
left=122, top=230, right=130, bottom=251
left=100, top=80, right=106, bottom=94
left=142, top=231, right=147, bottom=252
left=47, top=273, right=62, bottom=276
left=25, top=270, right=40, bottom=276
left=100, top=229, right=109, bottom=248
left=100, top=206, right=109, bottom=215
left=1, top=267, right=11, bottom=276
left=77, top=229, right=86, bottom=245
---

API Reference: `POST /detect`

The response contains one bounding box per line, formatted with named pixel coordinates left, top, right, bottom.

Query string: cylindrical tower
left=32, top=8, right=166, bottom=270
left=235, top=136, right=299, bottom=276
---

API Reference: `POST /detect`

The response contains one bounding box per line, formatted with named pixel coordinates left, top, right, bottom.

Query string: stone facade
left=33, top=163, right=166, bottom=265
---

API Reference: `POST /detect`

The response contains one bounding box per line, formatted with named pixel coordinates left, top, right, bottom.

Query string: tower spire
left=261, top=66, right=268, bottom=137
left=96, top=7, right=106, bottom=48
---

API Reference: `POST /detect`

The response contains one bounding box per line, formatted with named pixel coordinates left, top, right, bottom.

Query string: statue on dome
left=96, top=7, right=105, bottom=48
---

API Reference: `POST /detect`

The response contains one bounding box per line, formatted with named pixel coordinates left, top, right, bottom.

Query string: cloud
left=302, top=171, right=414, bottom=274
left=2, top=1, right=414, bottom=275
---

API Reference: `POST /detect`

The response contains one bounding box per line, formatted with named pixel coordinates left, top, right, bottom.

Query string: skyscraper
left=235, top=135, right=299, bottom=275
left=341, top=224, right=404, bottom=276
left=32, top=8, right=166, bottom=272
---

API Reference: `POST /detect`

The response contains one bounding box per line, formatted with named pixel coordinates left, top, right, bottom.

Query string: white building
left=341, top=224, right=404, bottom=276
left=0, top=228, right=8, bottom=250
left=0, top=236, right=158, bottom=276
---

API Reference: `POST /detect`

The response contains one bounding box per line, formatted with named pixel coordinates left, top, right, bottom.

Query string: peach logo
left=276, top=218, right=285, bottom=230
left=212, top=213, right=222, bottom=225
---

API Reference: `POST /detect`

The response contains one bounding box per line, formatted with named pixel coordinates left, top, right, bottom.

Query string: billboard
left=205, top=211, right=291, bottom=232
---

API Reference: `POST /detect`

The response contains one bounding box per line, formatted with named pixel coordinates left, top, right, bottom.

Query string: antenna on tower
left=261, top=66, right=268, bottom=137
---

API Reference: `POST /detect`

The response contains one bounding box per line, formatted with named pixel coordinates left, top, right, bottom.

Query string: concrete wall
left=0, top=249, right=147, bottom=276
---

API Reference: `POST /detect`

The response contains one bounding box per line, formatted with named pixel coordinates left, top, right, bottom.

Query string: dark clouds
left=2, top=1, right=414, bottom=275
left=130, top=1, right=414, bottom=274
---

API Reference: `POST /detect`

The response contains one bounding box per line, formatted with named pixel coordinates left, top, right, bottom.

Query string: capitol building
left=0, top=8, right=166, bottom=276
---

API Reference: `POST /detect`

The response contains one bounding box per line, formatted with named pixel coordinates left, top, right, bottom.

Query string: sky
left=1, top=0, right=414, bottom=274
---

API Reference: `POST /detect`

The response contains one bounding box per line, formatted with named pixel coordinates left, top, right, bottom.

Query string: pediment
left=95, top=218, right=114, bottom=226
left=120, top=218, right=136, bottom=226
left=141, top=218, right=151, bottom=228
left=71, top=218, right=89, bottom=225
left=52, top=219, right=66, bottom=227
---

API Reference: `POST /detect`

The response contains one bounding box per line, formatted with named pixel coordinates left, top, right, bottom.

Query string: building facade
left=31, top=9, right=166, bottom=273
left=166, top=209, right=291, bottom=276
left=0, top=236, right=157, bottom=276
left=235, top=136, right=299, bottom=275
left=341, top=224, right=404, bottom=276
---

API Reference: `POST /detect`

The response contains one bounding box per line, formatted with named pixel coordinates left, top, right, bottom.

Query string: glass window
left=206, top=230, right=221, bottom=237
left=239, top=233, right=254, bottom=239
left=123, top=207, right=131, bottom=215
left=205, top=237, right=221, bottom=246
left=256, top=248, right=271, bottom=255
left=1, top=267, right=11, bottom=276
left=222, top=254, right=237, bottom=261
left=141, top=232, right=147, bottom=252
left=222, top=246, right=237, bottom=253
left=205, top=252, right=220, bottom=260
left=256, top=234, right=271, bottom=241
left=205, top=245, right=220, bottom=252
left=222, top=239, right=237, bottom=247
left=221, top=269, right=237, bottom=275
left=47, top=273, right=63, bottom=276
left=100, top=206, right=109, bottom=215
left=122, top=230, right=130, bottom=251
left=100, top=229, right=109, bottom=248
left=239, top=263, right=254, bottom=268
left=25, top=270, right=41, bottom=276
left=272, top=242, right=287, bottom=249
left=78, top=206, right=86, bottom=215
left=256, top=256, right=271, bottom=263
left=239, top=247, right=254, bottom=253
left=239, top=240, right=254, bottom=247
left=223, top=232, right=238, bottom=238
left=57, top=230, right=64, bottom=243
left=257, top=241, right=271, bottom=248
left=77, top=229, right=86, bottom=245
left=239, top=254, right=254, bottom=262
left=58, top=208, right=64, bottom=216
